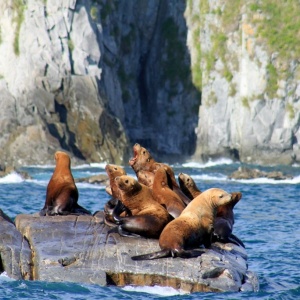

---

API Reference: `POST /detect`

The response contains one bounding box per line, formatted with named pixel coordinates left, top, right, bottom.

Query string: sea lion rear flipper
left=228, top=233, right=245, bottom=248
left=117, top=225, right=144, bottom=238
left=131, top=249, right=171, bottom=261
left=72, top=204, right=91, bottom=215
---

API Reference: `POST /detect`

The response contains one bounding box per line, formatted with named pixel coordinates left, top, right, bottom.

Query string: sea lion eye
left=143, top=151, right=146, bottom=155
left=125, top=180, right=129, bottom=184
left=219, top=194, right=223, bottom=198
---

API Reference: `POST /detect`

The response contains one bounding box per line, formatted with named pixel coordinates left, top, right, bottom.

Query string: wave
left=191, top=174, right=228, bottom=181
left=0, top=172, right=25, bottom=184
left=0, top=272, right=14, bottom=282
left=73, top=163, right=109, bottom=169
left=76, top=182, right=106, bottom=189
left=122, top=285, right=189, bottom=296
left=231, top=175, right=300, bottom=185
left=182, top=158, right=235, bottom=168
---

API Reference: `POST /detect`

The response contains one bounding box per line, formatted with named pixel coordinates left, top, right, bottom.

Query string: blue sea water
left=0, top=159, right=299, bottom=300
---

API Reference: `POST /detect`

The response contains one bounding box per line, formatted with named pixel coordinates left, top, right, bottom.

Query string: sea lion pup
left=103, top=164, right=130, bottom=226
left=129, top=143, right=191, bottom=205
left=131, top=188, right=233, bottom=260
left=111, top=175, right=172, bottom=238
left=178, top=172, right=202, bottom=200
left=40, top=151, right=91, bottom=216
left=152, top=167, right=185, bottom=218
left=213, top=191, right=245, bottom=247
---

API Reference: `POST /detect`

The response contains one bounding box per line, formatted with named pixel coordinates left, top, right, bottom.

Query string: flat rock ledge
left=0, top=211, right=259, bottom=293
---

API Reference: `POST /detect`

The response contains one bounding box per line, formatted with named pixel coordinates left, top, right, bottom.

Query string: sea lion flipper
left=117, top=226, right=144, bottom=238
left=131, top=249, right=171, bottom=261
left=228, top=233, right=245, bottom=248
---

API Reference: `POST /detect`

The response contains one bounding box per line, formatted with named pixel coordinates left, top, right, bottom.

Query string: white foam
left=0, top=172, right=24, bottom=184
left=0, top=272, right=14, bottom=282
left=192, top=174, right=228, bottom=181
left=182, top=158, right=234, bottom=168
left=76, top=182, right=106, bottom=189
left=73, top=163, right=109, bottom=169
left=230, top=175, right=300, bottom=184
left=122, top=285, right=189, bottom=296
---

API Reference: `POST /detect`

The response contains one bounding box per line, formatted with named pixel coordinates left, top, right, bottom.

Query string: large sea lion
left=213, top=191, right=245, bottom=247
left=178, top=172, right=202, bottom=200
left=110, top=175, right=172, bottom=238
left=129, top=143, right=191, bottom=205
left=131, top=188, right=233, bottom=260
left=40, top=151, right=91, bottom=216
left=152, top=167, right=185, bottom=218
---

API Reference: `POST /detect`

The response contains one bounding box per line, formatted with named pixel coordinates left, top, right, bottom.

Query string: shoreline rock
left=228, top=166, right=293, bottom=180
left=0, top=211, right=259, bottom=293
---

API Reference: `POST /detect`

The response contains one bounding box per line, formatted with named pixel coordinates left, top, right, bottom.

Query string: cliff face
left=1, top=0, right=299, bottom=166
left=0, top=0, right=199, bottom=166
left=185, top=0, right=300, bottom=165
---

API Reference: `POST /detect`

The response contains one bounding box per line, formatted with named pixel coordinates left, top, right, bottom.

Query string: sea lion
left=131, top=188, right=233, bottom=260
left=152, top=167, right=185, bottom=218
left=137, top=170, right=155, bottom=188
left=178, top=172, right=202, bottom=200
left=213, top=191, right=245, bottom=247
left=104, top=164, right=129, bottom=226
left=110, top=175, right=172, bottom=239
left=105, top=164, right=127, bottom=199
left=178, top=172, right=244, bottom=247
left=40, top=151, right=91, bottom=216
left=129, top=143, right=191, bottom=205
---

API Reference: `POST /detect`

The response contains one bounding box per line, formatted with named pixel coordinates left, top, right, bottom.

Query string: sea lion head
left=207, top=188, right=232, bottom=208
left=129, top=143, right=154, bottom=171
left=230, top=191, right=242, bottom=208
left=115, top=175, right=142, bottom=196
left=178, top=173, right=194, bottom=188
left=54, top=151, right=71, bottom=169
left=105, top=164, right=126, bottom=178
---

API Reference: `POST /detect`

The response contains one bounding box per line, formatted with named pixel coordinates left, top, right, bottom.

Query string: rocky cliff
left=0, top=0, right=299, bottom=166
left=0, top=0, right=199, bottom=166
left=185, top=0, right=300, bottom=165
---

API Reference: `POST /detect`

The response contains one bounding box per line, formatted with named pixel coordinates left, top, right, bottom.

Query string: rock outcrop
left=0, top=211, right=260, bottom=293
left=0, top=0, right=199, bottom=167
left=185, top=1, right=300, bottom=165
left=228, top=166, right=293, bottom=180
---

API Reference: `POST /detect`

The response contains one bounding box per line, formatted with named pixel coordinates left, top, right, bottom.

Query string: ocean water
left=0, top=160, right=299, bottom=300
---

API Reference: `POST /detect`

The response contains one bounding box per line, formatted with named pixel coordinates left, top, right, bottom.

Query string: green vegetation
left=68, top=39, right=74, bottom=52
left=12, top=0, right=26, bottom=56
left=241, top=97, right=250, bottom=109
left=90, top=6, right=98, bottom=21
left=266, top=63, right=278, bottom=99
left=286, top=103, right=295, bottom=119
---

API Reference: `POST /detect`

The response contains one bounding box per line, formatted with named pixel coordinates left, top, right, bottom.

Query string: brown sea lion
left=152, top=167, right=185, bottom=218
left=40, top=151, right=90, bottom=216
left=213, top=191, right=245, bottom=247
left=129, top=143, right=191, bottom=205
left=104, top=164, right=129, bottom=226
left=110, top=175, right=172, bottom=239
left=131, top=188, right=233, bottom=260
left=178, top=172, right=202, bottom=200
left=105, top=164, right=127, bottom=199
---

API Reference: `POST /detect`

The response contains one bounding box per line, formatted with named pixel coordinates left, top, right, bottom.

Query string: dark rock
left=0, top=210, right=31, bottom=280
left=7, top=211, right=259, bottom=293
left=75, top=174, right=109, bottom=185
left=228, top=167, right=292, bottom=180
